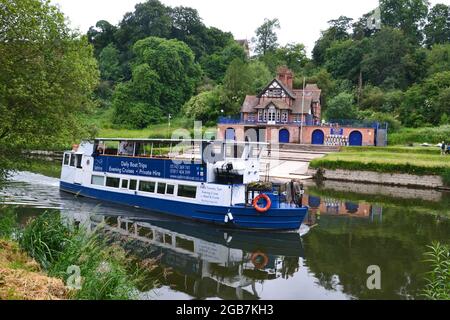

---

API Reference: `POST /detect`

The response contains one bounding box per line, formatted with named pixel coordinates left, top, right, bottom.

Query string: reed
left=18, top=212, right=148, bottom=300
left=422, top=242, right=450, bottom=300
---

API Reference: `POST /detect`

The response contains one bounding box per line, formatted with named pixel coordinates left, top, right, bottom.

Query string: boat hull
left=60, top=182, right=308, bottom=231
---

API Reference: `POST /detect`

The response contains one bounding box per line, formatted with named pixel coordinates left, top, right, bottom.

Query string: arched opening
left=311, top=130, right=325, bottom=145
left=279, top=129, right=290, bottom=144
left=225, top=128, right=236, bottom=141
left=349, top=131, right=363, bottom=146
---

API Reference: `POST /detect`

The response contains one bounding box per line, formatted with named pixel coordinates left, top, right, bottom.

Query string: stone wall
left=308, top=168, right=444, bottom=189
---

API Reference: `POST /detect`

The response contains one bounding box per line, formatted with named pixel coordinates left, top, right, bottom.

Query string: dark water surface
left=0, top=171, right=449, bottom=300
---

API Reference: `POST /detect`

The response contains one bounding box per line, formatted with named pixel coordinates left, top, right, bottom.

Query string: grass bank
left=389, top=125, right=450, bottom=145
left=0, top=210, right=153, bottom=300
left=310, top=147, right=450, bottom=186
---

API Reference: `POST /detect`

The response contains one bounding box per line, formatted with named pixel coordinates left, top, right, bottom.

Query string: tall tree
left=0, top=0, right=99, bottom=147
left=313, top=16, right=353, bottom=65
left=252, top=18, right=281, bottom=55
left=98, top=44, right=122, bottom=82
left=114, top=0, right=172, bottom=51
left=113, top=37, right=201, bottom=128
left=424, top=3, right=450, bottom=47
left=87, top=20, right=117, bottom=56
left=380, top=0, right=429, bottom=43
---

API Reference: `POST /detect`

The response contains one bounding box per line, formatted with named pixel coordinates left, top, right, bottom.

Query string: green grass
left=310, top=147, right=450, bottom=186
left=389, top=125, right=450, bottom=145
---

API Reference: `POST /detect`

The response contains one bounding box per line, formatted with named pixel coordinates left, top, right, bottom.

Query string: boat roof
left=94, top=138, right=269, bottom=146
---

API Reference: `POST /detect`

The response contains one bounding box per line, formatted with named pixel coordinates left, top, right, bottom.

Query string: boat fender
left=251, top=251, right=269, bottom=269
left=224, top=210, right=234, bottom=224
left=253, top=194, right=272, bottom=213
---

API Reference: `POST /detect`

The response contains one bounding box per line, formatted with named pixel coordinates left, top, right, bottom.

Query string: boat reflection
left=64, top=208, right=308, bottom=300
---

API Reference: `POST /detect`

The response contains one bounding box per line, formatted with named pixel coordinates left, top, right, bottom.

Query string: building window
left=178, top=185, right=197, bottom=199
left=139, top=181, right=156, bottom=193
left=157, top=182, right=166, bottom=194
left=276, top=110, right=281, bottom=122
left=282, top=112, right=288, bottom=123
left=263, top=110, right=267, bottom=122
left=129, top=180, right=137, bottom=190
left=91, top=175, right=105, bottom=186
left=106, top=177, right=120, bottom=188
left=258, top=111, right=263, bottom=122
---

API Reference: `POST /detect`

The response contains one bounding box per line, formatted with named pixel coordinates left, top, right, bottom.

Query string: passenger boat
left=59, top=139, right=308, bottom=231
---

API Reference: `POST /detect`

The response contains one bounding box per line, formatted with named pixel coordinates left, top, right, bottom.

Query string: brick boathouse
left=217, top=67, right=386, bottom=146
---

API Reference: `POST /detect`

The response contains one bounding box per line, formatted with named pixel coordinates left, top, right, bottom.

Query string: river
left=0, top=169, right=449, bottom=300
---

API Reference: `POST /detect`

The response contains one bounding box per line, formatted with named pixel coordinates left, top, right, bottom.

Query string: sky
left=51, top=0, right=445, bottom=55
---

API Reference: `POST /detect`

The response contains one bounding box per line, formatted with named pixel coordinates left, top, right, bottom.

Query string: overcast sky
left=51, top=0, right=444, bottom=55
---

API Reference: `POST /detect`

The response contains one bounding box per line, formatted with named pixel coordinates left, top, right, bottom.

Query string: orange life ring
left=251, top=251, right=269, bottom=269
left=253, top=194, right=272, bottom=213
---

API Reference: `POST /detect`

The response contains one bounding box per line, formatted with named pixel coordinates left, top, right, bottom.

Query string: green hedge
left=310, top=159, right=450, bottom=187
left=341, top=146, right=440, bottom=155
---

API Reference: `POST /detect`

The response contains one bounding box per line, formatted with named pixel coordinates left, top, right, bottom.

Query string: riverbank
left=0, top=211, right=152, bottom=300
left=309, top=147, right=450, bottom=189
left=0, top=240, right=67, bottom=300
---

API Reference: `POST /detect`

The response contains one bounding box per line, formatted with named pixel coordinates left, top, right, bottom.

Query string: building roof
left=257, top=78, right=296, bottom=99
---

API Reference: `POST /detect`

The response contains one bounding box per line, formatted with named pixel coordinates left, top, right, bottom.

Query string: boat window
left=121, top=179, right=129, bottom=189
left=119, top=141, right=135, bottom=156
left=177, top=185, right=197, bottom=199
left=166, top=184, right=175, bottom=195
left=139, top=181, right=156, bottom=193
left=63, top=153, right=70, bottom=166
left=164, top=234, right=173, bottom=245
left=69, top=153, right=76, bottom=167
left=75, top=154, right=83, bottom=169
left=106, top=177, right=120, bottom=188
left=91, top=175, right=105, bottom=186
left=137, top=226, right=153, bottom=239
left=129, top=180, right=137, bottom=191
left=157, top=183, right=166, bottom=194
left=176, top=237, right=194, bottom=252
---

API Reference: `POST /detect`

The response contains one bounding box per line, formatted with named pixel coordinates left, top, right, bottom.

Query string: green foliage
left=222, top=59, right=253, bottom=114
left=400, top=71, right=450, bottom=127
left=17, top=212, right=144, bottom=300
left=325, top=92, right=358, bottom=120
left=325, top=39, right=366, bottom=81
left=182, top=88, right=221, bottom=125
left=426, top=44, right=450, bottom=76
left=0, top=209, right=17, bottom=240
left=200, top=41, right=247, bottom=82
left=313, top=16, right=353, bottom=65
left=0, top=0, right=100, bottom=148
left=380, top=0, right=429, bottom=43
left=422, top=242, right=450, bottom=300
left=424, top=4, right=450, bottom=48
left=98, top=44, right=122, bottom=82
left=252, top=18, right=281, bottom=55
left=389, top=125, right=450, bottom=145
left=112, top=37, right=201, bottom=128
left=361, top=28, right=416, bottom=89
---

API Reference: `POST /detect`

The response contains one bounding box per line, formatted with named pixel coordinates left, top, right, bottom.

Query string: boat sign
left=93, top=156, right=206, bottom=182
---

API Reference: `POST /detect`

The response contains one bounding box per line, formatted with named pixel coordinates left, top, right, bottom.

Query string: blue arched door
left=312, top=130, right=325, bottom=145
left=279, top=129, right=290, bottom=143
left=225, top=128, right=236, bottom=141
left=349, top=131, right=363, bottom=146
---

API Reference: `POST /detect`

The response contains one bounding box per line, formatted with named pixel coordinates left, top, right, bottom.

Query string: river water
left=0, top=170, right=449, bottom=300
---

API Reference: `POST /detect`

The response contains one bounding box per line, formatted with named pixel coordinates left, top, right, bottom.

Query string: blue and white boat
left=59, top=139, right=308, bottom=231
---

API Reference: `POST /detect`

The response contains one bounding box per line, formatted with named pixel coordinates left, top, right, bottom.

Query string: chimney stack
left=277, top=66, right=294, bottom=90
